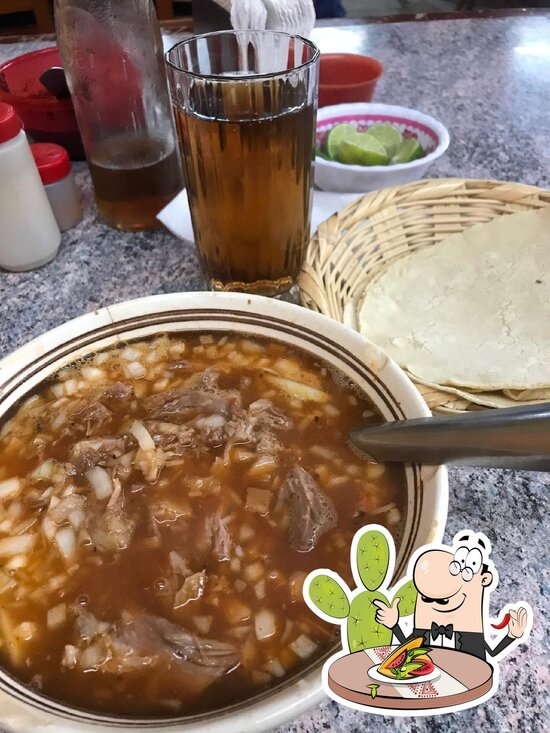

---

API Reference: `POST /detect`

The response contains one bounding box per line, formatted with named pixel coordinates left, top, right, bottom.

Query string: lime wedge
left=338, top=133, right=389, bottom=166
left=365, top=123, right=403, bottom=156
left=324, top=123, right=357, bottom=159
left=391, top=137, right=425, bottom=164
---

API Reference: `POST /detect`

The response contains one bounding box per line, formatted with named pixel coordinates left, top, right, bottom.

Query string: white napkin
left=213, top=0, right=316, bottom=37
left=157, top=189, right=358, bottom=242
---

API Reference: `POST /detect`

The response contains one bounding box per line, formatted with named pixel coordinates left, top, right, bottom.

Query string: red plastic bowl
left=0, top=47, right=84, bottom=159
left=319, top=53, right=383, bottom=108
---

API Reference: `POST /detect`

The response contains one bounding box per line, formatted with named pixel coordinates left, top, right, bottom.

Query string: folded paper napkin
left=157, top=189, right=358, bottom=243
left=213, top=0, right=316, bottom=37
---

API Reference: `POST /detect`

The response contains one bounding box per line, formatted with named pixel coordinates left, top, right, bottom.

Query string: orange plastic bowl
left=319, top=53, right=383, bottom=108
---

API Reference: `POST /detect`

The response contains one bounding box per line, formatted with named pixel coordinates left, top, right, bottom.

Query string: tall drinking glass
left=167, top=31, right=319, bottom=296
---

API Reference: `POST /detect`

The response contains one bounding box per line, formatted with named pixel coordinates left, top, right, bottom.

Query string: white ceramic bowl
left=0, top=292, right=447, bottom=733
left=315, top=102, right=450, bottom=193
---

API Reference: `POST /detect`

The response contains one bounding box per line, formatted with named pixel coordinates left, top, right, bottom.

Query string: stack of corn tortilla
left=349, top=208, right=550, bottom=411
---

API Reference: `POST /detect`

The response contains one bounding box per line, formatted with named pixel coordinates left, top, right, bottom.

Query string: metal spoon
left=349, top=402, right=550, bottom=471
left=39, top=67, right=70, bottom=99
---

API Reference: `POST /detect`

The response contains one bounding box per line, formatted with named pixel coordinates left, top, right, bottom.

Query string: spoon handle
left=349, top=402, right=550, bottom=470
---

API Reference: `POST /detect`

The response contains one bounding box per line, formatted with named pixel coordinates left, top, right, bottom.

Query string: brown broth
left=0, top=334, right=405, bottom=717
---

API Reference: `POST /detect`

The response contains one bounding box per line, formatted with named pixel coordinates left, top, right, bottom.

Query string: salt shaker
left=31, top=143, right=83, bottom=231
left=0, top=103, right=61, bottom=272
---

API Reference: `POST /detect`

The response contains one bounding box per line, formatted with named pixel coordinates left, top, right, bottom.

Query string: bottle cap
left=0, top=103, right=22, bottom=143
left=30, top=143, right=71, bottom=185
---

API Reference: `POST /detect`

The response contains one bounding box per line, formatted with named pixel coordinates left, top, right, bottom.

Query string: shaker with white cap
left=0, top=102, right=61, bottom=271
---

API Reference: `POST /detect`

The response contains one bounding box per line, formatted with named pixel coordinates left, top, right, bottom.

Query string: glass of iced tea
left=166, top=31, right=319, bottom=296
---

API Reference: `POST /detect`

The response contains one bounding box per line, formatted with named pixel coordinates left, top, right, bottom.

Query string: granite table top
left=0, top=13, right=549, bottom=733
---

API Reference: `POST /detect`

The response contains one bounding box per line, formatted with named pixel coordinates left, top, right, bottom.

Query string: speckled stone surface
left=0, top=15, right=549, bottom=733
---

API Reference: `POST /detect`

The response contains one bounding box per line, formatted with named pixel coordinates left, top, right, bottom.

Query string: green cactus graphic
left=392, top=579, right=418, bottom=617
left=356, top=528, right=390, bottom=591
left=307, top=527, right=418, bottom=650
left=308, top=574, right=350, bottom=619
left=348, top=590, right=393, bottom=651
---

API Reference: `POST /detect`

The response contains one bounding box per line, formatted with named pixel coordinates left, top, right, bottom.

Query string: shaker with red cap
left=0, top=102, right=61, bottom=271
left=31, top=143, right=82, bottom=231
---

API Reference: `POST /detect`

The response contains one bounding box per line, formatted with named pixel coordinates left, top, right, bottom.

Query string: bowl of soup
left=0, top=292, right=447, bottom=732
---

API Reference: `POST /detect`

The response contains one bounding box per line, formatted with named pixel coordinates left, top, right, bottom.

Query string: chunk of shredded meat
left=145, top=421, right=196, bottom=456
left=205, top=513, right=232, bottom=561
left=99, top=382, right=134, bottom=404
left=280, top=466, right=337, bottom=552
left=64, top=611, right=239, bottom=695
left=116, top=612, right=239, bottom=676
left=144, top=388, right=239, bottom=423
left=69, top=437, right=126, bottom=473
left=67, top=400, right=112, bottom=436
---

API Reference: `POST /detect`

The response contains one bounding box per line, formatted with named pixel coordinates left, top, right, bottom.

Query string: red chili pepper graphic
left=491, top=613, right=511, bottom=629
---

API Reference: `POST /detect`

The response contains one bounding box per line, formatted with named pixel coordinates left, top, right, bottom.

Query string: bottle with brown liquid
left=55, top=0, right=183, bottom=230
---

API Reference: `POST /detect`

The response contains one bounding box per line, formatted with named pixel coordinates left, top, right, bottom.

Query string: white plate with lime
left=315, top=103, right=450, bottom=193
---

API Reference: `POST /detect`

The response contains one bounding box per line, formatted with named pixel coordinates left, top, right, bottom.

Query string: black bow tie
left=431, top=622, right=454, bottom=641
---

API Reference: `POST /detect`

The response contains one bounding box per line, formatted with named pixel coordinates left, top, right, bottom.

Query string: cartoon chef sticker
left=304, top=526, right=533, bottom=716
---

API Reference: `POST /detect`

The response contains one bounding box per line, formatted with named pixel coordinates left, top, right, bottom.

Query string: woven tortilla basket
left=298, top=177, right=550, bottom=413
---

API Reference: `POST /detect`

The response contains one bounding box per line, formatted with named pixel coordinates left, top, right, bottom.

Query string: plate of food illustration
left=367, top=638, right=440, bottom=684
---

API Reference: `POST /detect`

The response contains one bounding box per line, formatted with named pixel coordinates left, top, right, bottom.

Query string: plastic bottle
left=0, top=103, right=61, bottom=272
left=31, top=143, right=83, bottom=232
left=54, top=0, right=183, bottom=231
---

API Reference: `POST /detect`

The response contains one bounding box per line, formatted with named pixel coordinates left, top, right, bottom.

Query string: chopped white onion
left=0, top=478, right=21, bottom=501
left=124, top=361, right=147, bottom=379
left=230, top=557, right=241, bottom=572
left=62, top=644, right=79, bottom=669
left=245, top=562, right=264, bottom=582
left=248, top=455, right=277, bottom=478
left=323, top=404, right=340, bottom=418
left=130, top=420, right=156, bottom=452
left=13, top=621, right=37, bottom=641
left=94, top=352, right=109, bottom=366
left=263, top=658, right=286, bottom=677
left=290, top=634, right=318, bottom=660
left=255, top=609, right=277, bottom=641
left=47, top=603, right=67, bottom=629
left=51, top=383, right=65, bottom=398
left=86, top=466, right=113, bottom=500
left=195, top=414, right=226, bottom=429
left=245, top=487, right=272, bottom=515
left=7, top=501, right=22, bottom=519
left=121, top=346, right=142, bottom=361
left=366, top=462, right=386, bottom=479
left=42, top=516, right=57, bottom=541
left=54, top=527, right=77, bottom=560
left=248, top=399, right=272, bottom=412
left=81, top=366, right=105, bottom=381
left=0, top=570, right=16, bottom=595
left=64, top=379, right=78, bottom=396
left=4, top=555, right=27, bottom=571
left=0, top=534, right=35, bottom=557
left=265, top=375, right=329, bottom=404
left=169, top=551, right=191, bottom=577
left=69, top=509, right=85, bottom=530
left=310, top=445, right=335, bottom=460
left=252, top=670, right=271, bottom=685
left=255, top=580, right=266, bottom=600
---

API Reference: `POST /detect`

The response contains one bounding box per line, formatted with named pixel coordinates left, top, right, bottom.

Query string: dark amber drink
left=89, top=135, right=182, bottom=231
left=176, top=105, right=314, bottom=294
left=167, top=31, right=319, bottom=295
